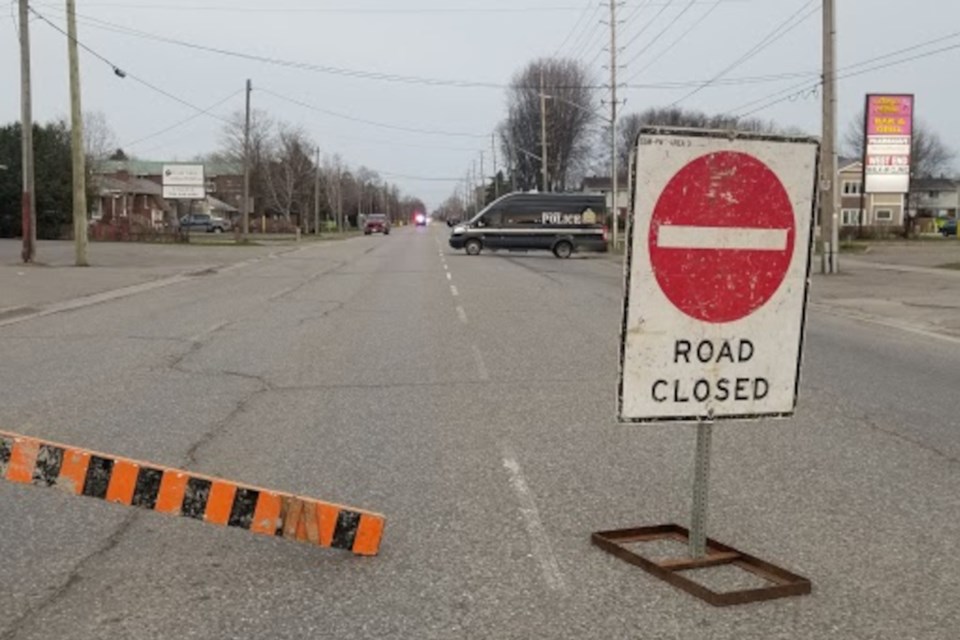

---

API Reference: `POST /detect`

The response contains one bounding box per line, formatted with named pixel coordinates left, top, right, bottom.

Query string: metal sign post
left=593, top=127, right=819, bottom=606
left=689, top=421, right=712, bottom=559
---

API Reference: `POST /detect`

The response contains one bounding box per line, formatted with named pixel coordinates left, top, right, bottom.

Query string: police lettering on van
left=449, top=192, right=608, bottom=259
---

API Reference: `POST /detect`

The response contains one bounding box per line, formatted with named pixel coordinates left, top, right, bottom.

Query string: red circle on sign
left=648, top=151, right=795, bottom=324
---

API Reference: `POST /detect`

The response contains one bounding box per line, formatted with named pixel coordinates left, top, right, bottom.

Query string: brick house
left=91, top=174, right=170, bottom=228
left=94, top=159, right=244, bottom=223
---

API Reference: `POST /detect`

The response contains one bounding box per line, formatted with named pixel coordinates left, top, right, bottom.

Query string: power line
left=125, top=89, right=243, bottom=147
left=624, top=0, right=722, bottom=83
left=29, top=7, right=233, bottom=124
left=668, top=0, right=819, bottom=107
left=619, top=0, right=674, bottom=54
left=554, top=0, right=598, bottom=55
left=258, top=88, right=488, bottom=138
left=622, top=0, right=700, bottom=70
left=733, top=36, right=960, bottom=118
left=563, top=4, right=607, bottom=59
left=32, top=1, right=705, bottom=15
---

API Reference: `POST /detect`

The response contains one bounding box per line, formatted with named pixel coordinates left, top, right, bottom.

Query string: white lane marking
left=501, top=445, right=566, bottom=592
left=657, top=225, right=789, bottom=251
left=471, top=345, right=490, bottom=381
left=446, top=272, right=452, bottom=280
left=450, top=285, right=459, bottom=297
left=456, top=305, right=468, bottom=324
left=810, top=304, right=960, bottom=346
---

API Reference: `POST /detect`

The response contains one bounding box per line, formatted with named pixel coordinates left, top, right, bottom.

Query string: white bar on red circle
left=657, top=225, right=789, bottom=251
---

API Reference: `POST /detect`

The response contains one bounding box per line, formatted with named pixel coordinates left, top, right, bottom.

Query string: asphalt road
left=1, top=227, right=958, bottom=639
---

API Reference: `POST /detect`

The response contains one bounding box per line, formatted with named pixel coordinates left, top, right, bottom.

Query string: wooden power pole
left=821, top=0, right=838, bottom=274
left=609, top=0, right=620, bottom=251
left=67, top=0, right=88, bottom=266
left=19, top=0, right=36, bottom=263
left=242, top=78, right=252, bottom=239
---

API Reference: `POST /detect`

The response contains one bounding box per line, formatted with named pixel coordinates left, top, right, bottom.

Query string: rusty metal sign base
left=591, top=524, right=811, bottom=606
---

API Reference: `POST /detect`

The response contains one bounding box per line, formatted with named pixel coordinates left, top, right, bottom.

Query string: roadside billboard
left=864, top=95, right=914, bottom=194
left=162, top=164, right=206, bottom=200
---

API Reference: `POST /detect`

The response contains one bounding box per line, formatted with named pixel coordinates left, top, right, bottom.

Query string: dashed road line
left=446, top=272, right=452, bottom=280
left=450, top=285, right=459, bottom=297
left=456, top=306, right=468, bottom=324
left=501, top=444, right=566, bottom=593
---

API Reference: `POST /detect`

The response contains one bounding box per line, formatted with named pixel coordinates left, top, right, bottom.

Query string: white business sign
left=864, top=95, right=914, bottom=194
left=162, top=185, right=206, bottom=200
left=162, top=164, right=205, bottom=187
left=619, top=129, right=819, bottom=423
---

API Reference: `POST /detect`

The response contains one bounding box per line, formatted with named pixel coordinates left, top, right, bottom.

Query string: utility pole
left=313, top=145, right=321, bottom=235
left=821, top=0, right=838, bottom=274
left=609, top=0, right=620, bottom=251
left=540, top=69, right=549, bottom=192
left=472, top=159, right=481, bottom=211
left=18, top=0, right=36, bottom=263
left=491, top=133, right=500, bottom=198
left=241, top=78, right=252, bottom=239
left=67, top=0, right=88, bottom=266
left=479, top=151, right=485, bottom=205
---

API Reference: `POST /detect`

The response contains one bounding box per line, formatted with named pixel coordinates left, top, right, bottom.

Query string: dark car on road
left=179, top=213, right=231, bottom=233
left=448, top=192, right=608, bottom=258
left=364, top=214, right=391, bottom=235
left=941, top=219, right=957, bottom=237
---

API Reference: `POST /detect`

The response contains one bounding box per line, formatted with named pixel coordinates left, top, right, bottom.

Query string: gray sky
left=1, top=0, right=956, bottom=207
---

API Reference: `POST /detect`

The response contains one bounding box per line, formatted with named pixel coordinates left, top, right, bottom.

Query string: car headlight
left=452, top=225, right=466, bottom=234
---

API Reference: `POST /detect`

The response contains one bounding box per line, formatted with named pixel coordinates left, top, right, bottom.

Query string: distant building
left=580, top=175, right=629, bottom=221
left=836, top=159, right=907, bottom=233
left=91, top=174, right=170, bottom=228
left=909, top=177, right=960, bottom=221
left=93, top=159, right=244, bottom=225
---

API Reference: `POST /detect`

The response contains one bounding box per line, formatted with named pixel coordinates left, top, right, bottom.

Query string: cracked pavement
left=1, top=228, right=959, bottom=639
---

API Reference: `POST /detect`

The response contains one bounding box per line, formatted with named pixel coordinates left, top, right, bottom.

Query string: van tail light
left=602, top=225, right=609, bottom=242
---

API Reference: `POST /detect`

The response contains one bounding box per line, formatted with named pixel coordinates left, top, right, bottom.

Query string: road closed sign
left=619, top=128, right=819, bottom=423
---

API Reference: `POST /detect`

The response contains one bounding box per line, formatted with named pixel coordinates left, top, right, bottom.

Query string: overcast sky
left=1, top=0, right=956, bottom=208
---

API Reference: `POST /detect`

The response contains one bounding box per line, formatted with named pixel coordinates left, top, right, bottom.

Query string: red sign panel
left=647, top=151, right=796, bottom=324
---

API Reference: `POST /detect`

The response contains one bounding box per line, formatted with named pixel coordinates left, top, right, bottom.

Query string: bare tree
left=218, top=108, right=273, bottom=216
left=83, top=111, right=117, bottom=172
left=323, top=153, right=346, bottom=230
left=843, top=111, right=956, bottom=179
left=264, top=123, right=315, bottom=223
left=500, top=58, right=597, bottom=192
left=598, top=107, right=784, bottom=176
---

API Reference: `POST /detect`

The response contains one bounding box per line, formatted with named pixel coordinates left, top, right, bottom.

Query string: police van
left=447, top=192, right=608, bottom=258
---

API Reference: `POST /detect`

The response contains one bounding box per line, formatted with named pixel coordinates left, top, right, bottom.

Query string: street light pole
left=67, top=0, right=89, bottom=266
left=18, top=0, right=36, bottom=263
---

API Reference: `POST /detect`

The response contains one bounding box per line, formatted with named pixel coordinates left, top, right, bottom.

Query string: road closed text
left=650, top=339, right=770, bottom=404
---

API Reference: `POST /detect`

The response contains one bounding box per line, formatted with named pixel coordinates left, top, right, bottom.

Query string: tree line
left=437, top=56, right=955, bottom=221
left=209, top=109, right=425, bottom=232
left=0, top=110, right=426, bottom=239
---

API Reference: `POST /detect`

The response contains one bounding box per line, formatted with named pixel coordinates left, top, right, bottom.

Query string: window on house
left=928, top=191, right=939, bottom=198
left=842, top=181, right=861, bottom=195
left=841, top=209, right=861, bottom=226
left=875, top=209, right=894, bottom=223
left=205, top=180, right=217, bottom=193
